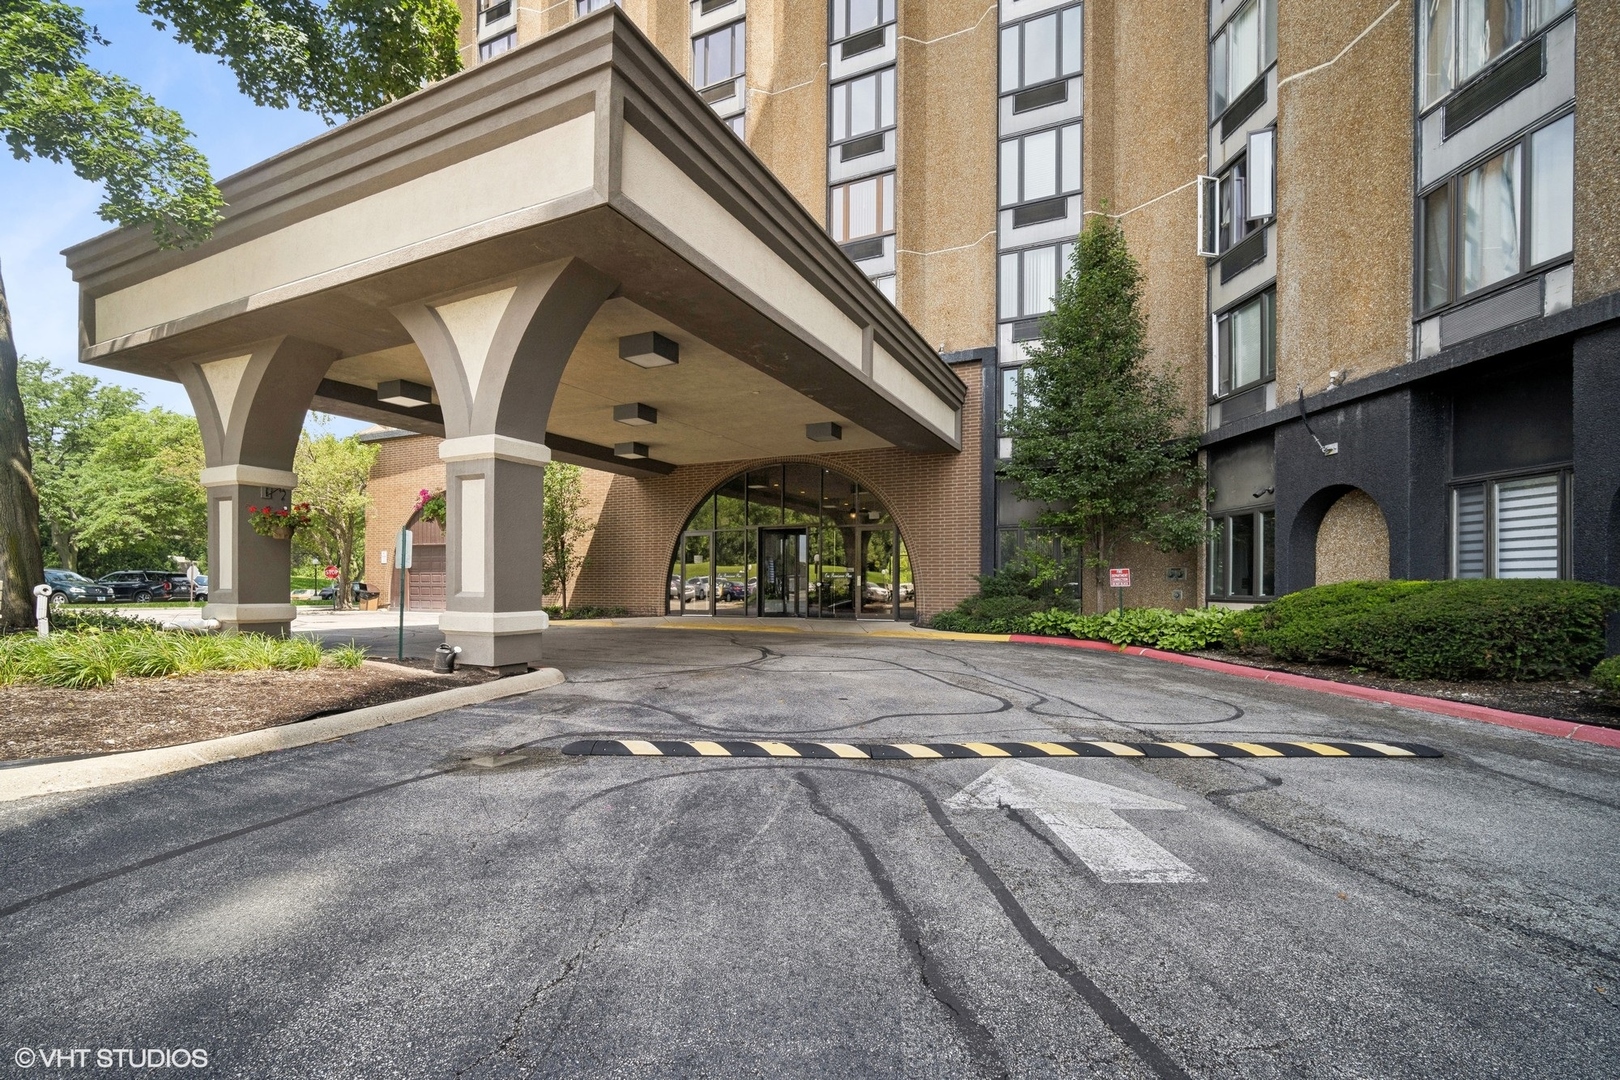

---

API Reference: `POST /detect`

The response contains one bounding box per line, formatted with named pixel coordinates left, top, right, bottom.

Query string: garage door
left=406, top=517, right=446, bottom=611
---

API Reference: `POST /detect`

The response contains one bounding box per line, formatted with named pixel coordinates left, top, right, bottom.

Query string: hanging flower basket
left=415, top=488, right=446, bottom=526
left=248, top=503, right=313, bottom=540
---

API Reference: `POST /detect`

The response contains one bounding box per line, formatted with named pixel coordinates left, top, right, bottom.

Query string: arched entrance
left=668, top=463, right=915, bottom=621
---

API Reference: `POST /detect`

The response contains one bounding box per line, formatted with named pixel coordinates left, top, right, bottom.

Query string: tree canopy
left=0, top=0, right=461, bottom=627
left=293, top=428, right=378, bottom=609
left=999, top=215, right=1206, bottom=611
left=543, top=462, right=594, bottom=611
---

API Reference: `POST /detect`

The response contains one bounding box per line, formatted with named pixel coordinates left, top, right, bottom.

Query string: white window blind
left=1493, top=475, right=1560, bottom=578
left=1453, top=484, right=1486, bottom=578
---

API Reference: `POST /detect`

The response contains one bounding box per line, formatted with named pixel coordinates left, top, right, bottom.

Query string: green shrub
left=0, top=629, right=353, bottom=688
left=933, top=604, right=1239, bottom=649
left=544, top=605, right=629, bottom=620
left=49, top=608, right=147, bottom=633
left=1245, top=579, right=1620, bottom=680
left=1593, top=656, right=1620, bottom=698
left=961, top=595, right=1042, bottom=621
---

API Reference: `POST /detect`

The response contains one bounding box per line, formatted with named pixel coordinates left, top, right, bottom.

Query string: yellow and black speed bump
left=560, top=738, right=1441, bottom=760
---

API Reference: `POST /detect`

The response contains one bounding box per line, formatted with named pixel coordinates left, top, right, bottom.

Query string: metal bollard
left=33, top=584, right=53, bottom=638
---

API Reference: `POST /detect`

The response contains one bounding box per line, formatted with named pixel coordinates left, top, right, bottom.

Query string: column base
left=201, top=603, right=298, bottom=636
left=440, top=610, right=549, bottom=670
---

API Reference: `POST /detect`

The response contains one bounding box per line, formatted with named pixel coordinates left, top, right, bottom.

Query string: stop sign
left=324, top=565, right=339, bottom=580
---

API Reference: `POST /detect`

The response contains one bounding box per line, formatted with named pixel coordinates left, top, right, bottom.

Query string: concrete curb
left=0, top=667, right=567, bottom=803
left=1008, top=635, right=1620, bottom=751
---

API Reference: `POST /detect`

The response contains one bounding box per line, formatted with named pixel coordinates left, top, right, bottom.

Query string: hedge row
left=929, top=579, right=1620, bottom=683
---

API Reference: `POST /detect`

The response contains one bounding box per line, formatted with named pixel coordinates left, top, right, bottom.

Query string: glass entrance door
left=758, top=529, right=806, bottom=617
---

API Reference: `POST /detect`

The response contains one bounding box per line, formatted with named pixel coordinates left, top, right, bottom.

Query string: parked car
left=715, top=578, right=748, bottom=602
left=96, top=570, right=175, bottom=602
left=683, top=576, right=709, bottom=602
left=42, top=569, right=114, bottom=608
left=862, top=580, right=892, bottom=603
left=163, top=572, right=207, bottom=600
left=318, top=581, right=377, bottom=602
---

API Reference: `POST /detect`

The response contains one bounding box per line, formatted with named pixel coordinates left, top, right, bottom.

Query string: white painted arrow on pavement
left=946, top=761, right=1206, bottom=884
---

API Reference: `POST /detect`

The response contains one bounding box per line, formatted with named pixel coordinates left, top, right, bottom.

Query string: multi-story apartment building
left=355, top=0, right=1618, bottom=623
left=68, top=1, right=1614, bottom=655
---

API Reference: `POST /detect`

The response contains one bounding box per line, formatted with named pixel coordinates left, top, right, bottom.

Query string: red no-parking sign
left=1108, top=568, right=1132, bottom=588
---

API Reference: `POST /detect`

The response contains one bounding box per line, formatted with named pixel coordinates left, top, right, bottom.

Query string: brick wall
left=570, top=364, right=984, bottom=621
left=363, top=433, right=445, bottom=607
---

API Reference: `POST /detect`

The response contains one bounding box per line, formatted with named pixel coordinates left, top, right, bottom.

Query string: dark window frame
left=1415, top=108, right=1576, bottom=317
left=1208, top=0, right=1277, bottom=126
left=830, top=0, right=897, bottom=45
left=1418, top=2, right=1573, bottom=116
left=998, top=3, right=1084, bottom=97
left=1210, top=286, right=1276, bottom=401
left=1207, top=507, right=1276, bottom=601
left=998, top=120, right=1082, bottom=209
left=1448, top=465, right=1571, bottom=580
left=828, top=65, right=897, bottom=148
left=691, top=18, right=746, bottom=91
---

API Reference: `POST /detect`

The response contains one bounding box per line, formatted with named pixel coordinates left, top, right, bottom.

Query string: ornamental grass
left=0, top=629, right=364, bottom=689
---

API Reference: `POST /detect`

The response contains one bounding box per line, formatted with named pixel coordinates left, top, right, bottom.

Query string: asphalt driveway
left=2, top=627, right=1616, bottom=1078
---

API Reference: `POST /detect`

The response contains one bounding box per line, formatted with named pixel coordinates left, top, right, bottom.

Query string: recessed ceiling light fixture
left=614, top=441, right=651, bottom=459
left=377, top=379, right=433, bottom=407
left=806, top=422, right=843, bottom=442
left=613, top=402, right=658, bottom=425
left=619, top=332, right=680, bottom=368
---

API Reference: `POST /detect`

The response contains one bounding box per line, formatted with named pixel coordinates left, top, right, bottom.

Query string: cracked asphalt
left=2, top=627, right=1617, bottom=1078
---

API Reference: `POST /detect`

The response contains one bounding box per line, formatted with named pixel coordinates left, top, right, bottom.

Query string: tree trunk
left=49, top=518, right=77, bottom=573
left=0, top=262, right=46, bottom=630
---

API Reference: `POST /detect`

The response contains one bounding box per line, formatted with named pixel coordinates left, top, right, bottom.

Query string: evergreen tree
left=1000, top=216, right=1206, bottom=612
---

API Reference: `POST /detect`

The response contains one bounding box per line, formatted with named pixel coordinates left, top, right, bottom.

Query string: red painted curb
left=1007, top=634, right=1620, bottom=750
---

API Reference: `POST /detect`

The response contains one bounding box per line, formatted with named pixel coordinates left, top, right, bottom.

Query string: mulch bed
left=1190, top=650, right=1620, bottom=728
left=0, top=659, right=498, bottom=764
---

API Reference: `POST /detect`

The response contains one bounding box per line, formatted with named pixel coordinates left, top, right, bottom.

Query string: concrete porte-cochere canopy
left=62, top=9, right=965, bottom=670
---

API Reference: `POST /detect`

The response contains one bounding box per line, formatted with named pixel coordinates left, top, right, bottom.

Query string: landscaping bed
left=934, top=571, right=1620, bottom=726
left=0, top=658, right=495, bottom=763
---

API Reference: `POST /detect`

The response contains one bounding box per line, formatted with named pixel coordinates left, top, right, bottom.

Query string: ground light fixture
left=618, top=332, right=680, bottom=368
left=613, top=402, right=658, bottom=425
left=377, top=379, right=433, bottom=407
left=614, top=441, right=651, bottom=459
left=806, top=422, right=843, bottom=442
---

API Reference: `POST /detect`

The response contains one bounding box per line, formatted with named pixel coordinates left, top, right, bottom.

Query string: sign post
left=1108, top=567, right=1132, bottom=615
left=325, top=564, right=339, bottom=611
left=395, top=528, right=414, bottom=660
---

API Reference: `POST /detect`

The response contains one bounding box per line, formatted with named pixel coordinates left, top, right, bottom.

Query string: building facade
left=66, top=3, right=1617, bottom=664
left=364, top=0, right=1620, bottom=623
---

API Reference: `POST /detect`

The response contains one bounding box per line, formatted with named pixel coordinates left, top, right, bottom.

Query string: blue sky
left=2, top=2, right=368, bottom=435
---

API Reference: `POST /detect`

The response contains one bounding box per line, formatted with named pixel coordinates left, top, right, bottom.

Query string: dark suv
left=96, top=570, right=176, bottom=603
left=42, top=569, right=114, bottom=608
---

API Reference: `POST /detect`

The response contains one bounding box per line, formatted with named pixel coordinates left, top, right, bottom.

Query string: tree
left=0, top=0, right=460, bottom=628
left=70, top=407, right=207, bottom=575
left=16, top=356, right=141, bottom=570
left=293, top=429, right=377, bottom=610
left=1000, top=216, right=1206, bottom=612
left=542, top=462, right=595, bottom=611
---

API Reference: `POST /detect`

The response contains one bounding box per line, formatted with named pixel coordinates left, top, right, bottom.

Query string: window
left=478, top=31, right=515, bottom=61
left=1000, top=6, right=1083, bottom=94
left=999, top=242, right=1075, bottom=321
left=577, top=0, right=620, bottom=14
left=1212, top=289, right=1275, bottom=397
left=1418, top=113, right=1573, bottom=312
left=1452, top=472, right=1564, bottom=578
left=832, top=0, right=896, bottom=42
left=693, top=21, right=745, bottom=89
left=871, top=273, right=896, bottom=301
left=999, top=123, right=1082, bottom=207
left=1210, top=0, right=1277, bottom=117
left=478, top=0, right=511, bottom=26
left=830, top=173, right=895, bottom=243
left=1200, top=150, right=1271, bottom=257
left=1209, top=510, right=1275, bottom=599
left=1420, top=0, right=1573, bottom=108
left=831, top=68, right=896, bottom=143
